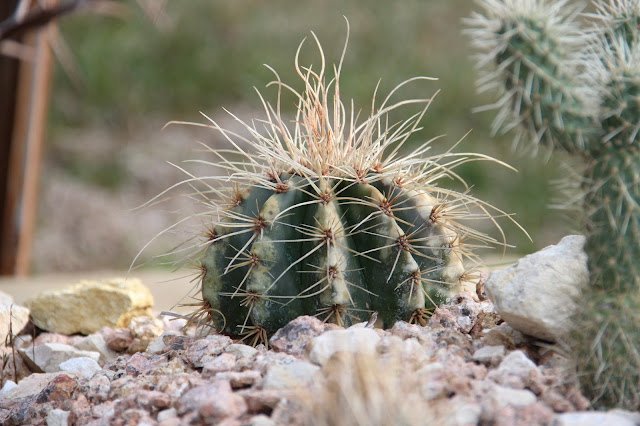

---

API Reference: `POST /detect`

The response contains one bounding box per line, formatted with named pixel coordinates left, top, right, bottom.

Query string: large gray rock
left=484, top=235, right=588, bottom=341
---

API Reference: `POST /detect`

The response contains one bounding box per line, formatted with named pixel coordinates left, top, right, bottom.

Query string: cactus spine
left=159, top=30, right=517, bottom=346
left=467, top=0, right=640, bottom=409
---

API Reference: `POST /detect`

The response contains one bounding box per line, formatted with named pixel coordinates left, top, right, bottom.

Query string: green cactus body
left=202, top=173, right=468, bottom=338
left=161, top=30, right=518, bottom=346
left=468, top=0, right=640, bottom=409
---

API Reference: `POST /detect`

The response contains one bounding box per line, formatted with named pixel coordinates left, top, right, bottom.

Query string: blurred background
left=3, top=0, right=577, bottom=275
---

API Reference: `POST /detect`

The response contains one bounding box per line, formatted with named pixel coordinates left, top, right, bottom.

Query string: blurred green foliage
left=50, top=0, right=573, bottom=255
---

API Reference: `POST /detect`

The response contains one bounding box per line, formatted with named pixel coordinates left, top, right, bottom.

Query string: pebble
left=202, top=352, right=237, bottom=377
left=186, top=334, right=233, bottom=368
left=487, top=350, right=538, bottom=390
left=215, top=370, right=262, bottom=388
left=102, top=327, right=134, bottom=352
left=46, top=408, right=70, bottom=426
left=0, top=291, right=30, bottom=342
left=269, top=315, right=328, bottom=355
left=127, top=316, right=165, bottom=353
left=59, top=356, right=102, bottom=379
left=261, top=360, right=321, bottom=390
left=74, top=333, right=118, bottom=365
left=248, top=414, right=277, bottom=426
left=179, top=381, right=247, bottom=423
left=157, top=407, right=178, bottom=422
left=551, top=411, right=638, bottom=426
left=472, top=345, right=505, bottom=366
left=19, top=342, right=100, bottom=373
left=306, top=327, right=380, bottom=366
left=225, top=343, right=258, bottom=360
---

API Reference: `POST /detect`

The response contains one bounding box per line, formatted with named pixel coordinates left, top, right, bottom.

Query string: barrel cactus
left=160, top=31, right=517, bottom=346
left=467, top=0, right=640, bottom=409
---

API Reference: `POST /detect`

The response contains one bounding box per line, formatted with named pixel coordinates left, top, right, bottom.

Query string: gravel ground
left=3, top=288, right=632, bottom=426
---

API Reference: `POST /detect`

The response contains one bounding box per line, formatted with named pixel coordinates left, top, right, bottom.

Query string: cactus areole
left=159, top=26, right=515, bottom=345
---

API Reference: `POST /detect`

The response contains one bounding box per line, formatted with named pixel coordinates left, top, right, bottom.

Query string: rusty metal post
left=0, top=0, right=56, bottom=275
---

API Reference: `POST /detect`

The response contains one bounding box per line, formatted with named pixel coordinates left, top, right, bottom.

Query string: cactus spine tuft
left=467, top=0, right=640, bottom=409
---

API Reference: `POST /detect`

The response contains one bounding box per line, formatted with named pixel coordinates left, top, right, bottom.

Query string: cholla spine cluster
left=467, top=0, right=640, bottom=409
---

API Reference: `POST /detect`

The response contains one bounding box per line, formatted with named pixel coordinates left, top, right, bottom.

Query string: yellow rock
left=27, top=278, right=153, bottom=335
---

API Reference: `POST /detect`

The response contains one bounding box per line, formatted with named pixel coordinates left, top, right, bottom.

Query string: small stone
left=102, top=327, right=134, bottom=352
left=74, top=333, right=118, bottom=365
left=472, top=345, right=505, bottom=366
left=550, top=411, right=637, bottom=426
left=46, top=408, right=70, bottom=426
left=146, top=333, right=169, bottom=354
left=157, top=407, right=177, bottom=422
left=1, top=372, right=73, bottom=399
left=36, top=373, right=77, bottom=403
left=86, top=372, right=111, bottom=403
left=262, top=360, right=320, bottom=390
left=179, top=381, right=247, bottom=422
left=215, top=370, right=262, bottom=388
left=239, top=389, right=284, bottom=413
left=0, top=291, right=30, bottom=343
left=482, top=323, right=529, bottom=349
left=59, top=356, right=101, bottom=379
left=225, top=343, right=258, bottom=360
left=125, top=352, right=153, bottom=376
left=26, top=278, right=154, bottom=335
left=492, top=384, right=537, bottom=408
left=0, top=380, right=17, bottom=396
left=494, top=403, right=554, bottom=426
left=127, top=316, right=165, bottom=354
left=306, top=328, right=380, bottom=366
left=1, top=352, right=32, bottom=384
left=19, top=342, right=100, bottom=373
left=269, top=316, right=327, bottom=355
left=186, top=334, right=233, bottom=368
left=389, top=321, right=436, bottom=345
left=416, top=362, right=447, bottom=400
left=487, top=350, right=539, bottom=390
left=444, top=396, right=482, bottom=426
left=248, top=414, right=276, bottom=426
left=117, top=389, right=171, bottom=413
left=542, top=389, right=574, bottom=412
left=34, top=332, right=69, bottom=346
left=485, top=235, right=588, bottom=341
left=202, top=352, right=236, bottom=377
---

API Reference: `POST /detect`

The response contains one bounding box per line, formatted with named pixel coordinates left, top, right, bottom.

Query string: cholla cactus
left=467, top=0, right=640, bottom=409
left=153, top=27, right=517, bottom=346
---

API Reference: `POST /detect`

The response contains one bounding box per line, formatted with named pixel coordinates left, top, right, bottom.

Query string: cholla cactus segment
left=467, top=0, right=640, bottom=410
left=584, top=149, right=640, bottom=293
left=160, top=29, right=519, bottom=343
left=592, top=0, right=640, bottom=46
left=573, top=289, right=640, bottom=409
left=594, top=38, right=640, bottom=148
left=465, top=0, right=599, bottom=153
